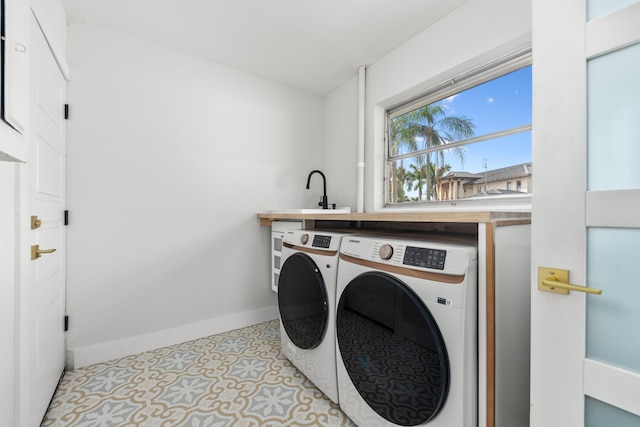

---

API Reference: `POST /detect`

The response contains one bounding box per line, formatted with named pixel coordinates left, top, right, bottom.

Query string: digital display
left=312, top=235, right=332, bottom=248
left=403, top=246, right=446, bottom=270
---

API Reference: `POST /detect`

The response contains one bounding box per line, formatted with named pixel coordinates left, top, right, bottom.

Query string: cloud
left=440, top=94, right=459, bottom=113
left=487, top=97, right=494, bottom=104
left=443, top=94, right=459, bottom=103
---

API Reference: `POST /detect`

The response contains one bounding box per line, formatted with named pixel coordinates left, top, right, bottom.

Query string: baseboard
left=68, top=305, right=278, bottom=369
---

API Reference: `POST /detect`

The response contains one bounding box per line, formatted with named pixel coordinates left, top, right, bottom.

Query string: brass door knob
left=31, top=215, right=42, bottom=229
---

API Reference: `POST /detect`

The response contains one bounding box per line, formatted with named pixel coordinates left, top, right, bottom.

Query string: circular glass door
left=278, top=252, right=328, bottom=350
left=336, top=271, right=449, bottom=426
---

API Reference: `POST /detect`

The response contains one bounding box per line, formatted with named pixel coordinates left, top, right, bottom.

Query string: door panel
left=586, top=397, right=640, bottom=427
left=531, top=0, right=640, bottom=425
left=587, top=42, right=640, bottom=190
left=22, top=15, right=67, bottom=427
left=587, top=0, right=638, bottom=19
left=586, top=229, right=640, bottom=372
left=584, top=2, right=640, bottom=421
left=35, top=137, right=64, bottom=198
left=34, top=225, right=62, bottom=281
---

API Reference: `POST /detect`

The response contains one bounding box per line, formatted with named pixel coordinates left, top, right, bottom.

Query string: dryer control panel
left=340, top=235, right=476, bottom=276
left=403, top=246, right=447, bottom=270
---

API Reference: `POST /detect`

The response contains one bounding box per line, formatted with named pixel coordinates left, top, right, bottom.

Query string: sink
left=268, top=207, right=352, bottom=214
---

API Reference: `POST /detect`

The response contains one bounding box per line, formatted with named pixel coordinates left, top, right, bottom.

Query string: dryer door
left=336, top=271, right=449, bottom=426
left=278, top=252, right=328, bottom=350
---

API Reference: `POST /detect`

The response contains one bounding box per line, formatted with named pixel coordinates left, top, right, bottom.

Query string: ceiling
left=61, top=0, right=470, bottom=96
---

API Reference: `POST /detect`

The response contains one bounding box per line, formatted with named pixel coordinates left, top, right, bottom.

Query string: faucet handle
left=318, top=200, right=336, bottom=209
left=318, top=195, right=329, bottom=209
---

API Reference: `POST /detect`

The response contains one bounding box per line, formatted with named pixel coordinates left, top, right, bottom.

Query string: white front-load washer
left=335, top=234, right=478, bottom=427
left=277, top=229, right=349, bottom=404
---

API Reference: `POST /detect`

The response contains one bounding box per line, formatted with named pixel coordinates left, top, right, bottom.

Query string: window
left=385, top=50, right=532, bottom=205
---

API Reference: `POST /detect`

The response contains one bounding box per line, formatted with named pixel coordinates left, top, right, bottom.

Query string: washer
left=277, top=229, right=349, bottom=404
left=335, top=234, right=478, bottom=427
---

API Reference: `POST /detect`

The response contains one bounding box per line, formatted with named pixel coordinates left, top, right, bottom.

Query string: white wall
left=322, top=75, right=358, bottom=210
left=66, top=22, right=324, bottom=366
left=363, top=0, right=532, bottom=211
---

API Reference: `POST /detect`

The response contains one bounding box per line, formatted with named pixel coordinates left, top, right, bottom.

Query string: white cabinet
left=3, top=0, right=30, bottom=135
left=270, top=221, right=301, bottom=292
left=0, top=0, right=30, bottom=162
left=1, top=0, right=69, bottom=162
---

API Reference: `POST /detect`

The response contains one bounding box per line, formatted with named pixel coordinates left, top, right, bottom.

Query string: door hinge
left=64, top=104, right=69, bottom=120
left=64, top=210, right=69, bottom=226
left=64, top=315, right=69, bottom=331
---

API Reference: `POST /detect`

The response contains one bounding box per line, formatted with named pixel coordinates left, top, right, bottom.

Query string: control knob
left=300, top=234, right=309, bottom=245
left=379, top=244, right=394, bottom=260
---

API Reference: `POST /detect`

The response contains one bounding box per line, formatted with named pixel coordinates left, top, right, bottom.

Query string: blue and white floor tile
left=42, top=320, right=354, bottom=427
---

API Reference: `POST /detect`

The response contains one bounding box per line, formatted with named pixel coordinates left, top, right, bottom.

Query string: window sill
left=383, top=195, right=532, bottom=213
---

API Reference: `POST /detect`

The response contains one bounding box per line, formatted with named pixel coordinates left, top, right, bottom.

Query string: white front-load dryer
left=277, top=229, right=349, bottom=404
left=335, top=234, right=478, bottom=427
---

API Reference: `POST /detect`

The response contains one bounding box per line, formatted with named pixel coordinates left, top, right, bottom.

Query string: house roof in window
left=441, top=171, right=478, bottom=179
left=465, top=188, right=526, bottom=198
left=442, top=162, right=532, bottom=184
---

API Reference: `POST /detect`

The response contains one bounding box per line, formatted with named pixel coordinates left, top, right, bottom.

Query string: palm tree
left=393, top=161, right=408, bottom=202
left=388, top=115, right=418, bottom=203
left=405, top=163, right=429, bottom=201
left=403, top=103, right=475, bottom=200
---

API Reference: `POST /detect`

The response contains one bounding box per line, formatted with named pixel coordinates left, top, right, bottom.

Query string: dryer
left=335, top=234, right=478, bottom=427
left=277, top=229, right=349, bottom=404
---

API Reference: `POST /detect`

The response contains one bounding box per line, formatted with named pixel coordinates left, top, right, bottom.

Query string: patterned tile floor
left=42, top=320, right=355, bottom=427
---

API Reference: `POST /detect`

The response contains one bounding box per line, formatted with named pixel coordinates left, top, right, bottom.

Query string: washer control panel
left=312, top=234, right=332, bottom=248
left=284, top=230, right=345, bottom=252
left=403, top=246, right=446, bottom=270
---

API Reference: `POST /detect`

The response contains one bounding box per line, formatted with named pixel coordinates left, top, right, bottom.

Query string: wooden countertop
left=257, top=210, right=531, bottom=226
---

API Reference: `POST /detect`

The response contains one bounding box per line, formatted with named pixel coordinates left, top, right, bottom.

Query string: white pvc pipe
left=356, top=66, right=366, bottom=213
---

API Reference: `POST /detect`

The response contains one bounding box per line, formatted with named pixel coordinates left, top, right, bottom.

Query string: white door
left=22, top=15, right=67, bottom=427
left=531, top=1, right=640, bottom=426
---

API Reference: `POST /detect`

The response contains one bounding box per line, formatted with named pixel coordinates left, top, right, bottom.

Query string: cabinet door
left=3, top=0, right=30, bottom=134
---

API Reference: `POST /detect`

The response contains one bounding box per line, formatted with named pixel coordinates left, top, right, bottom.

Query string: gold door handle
left=542, top=276, right=603, bottom=295
left=31, top=245, right=57, bottom=260
left=538, top=267, right=602, bottom=295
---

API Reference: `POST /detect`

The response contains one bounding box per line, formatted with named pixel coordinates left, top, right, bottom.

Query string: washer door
left=336, top=271, right=449, bottom=426
left=278, top=252, right=328, bottom=350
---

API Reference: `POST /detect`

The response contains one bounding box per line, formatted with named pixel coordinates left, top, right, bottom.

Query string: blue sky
left=429, top=65, right=532, bottom=174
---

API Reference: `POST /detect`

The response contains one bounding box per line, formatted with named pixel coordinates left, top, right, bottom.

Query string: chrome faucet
left=306, top=170, right=329, bottom=209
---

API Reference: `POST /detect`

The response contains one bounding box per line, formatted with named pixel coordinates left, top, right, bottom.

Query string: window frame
left=1, top=0, right=5, bottom=121
left=384, top=48, right=532, bottom=209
